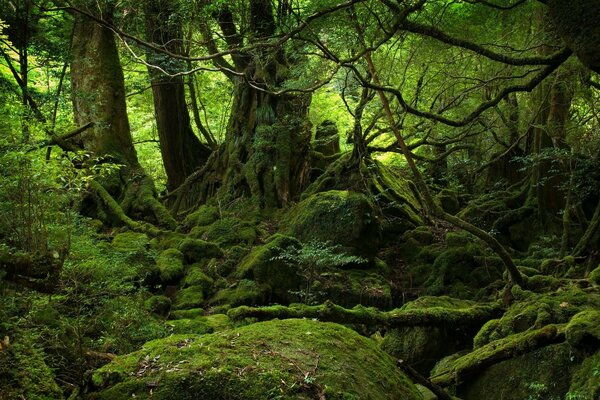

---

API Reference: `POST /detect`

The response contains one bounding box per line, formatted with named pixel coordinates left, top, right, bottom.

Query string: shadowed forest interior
left=0, top=0, right=599, bottom=399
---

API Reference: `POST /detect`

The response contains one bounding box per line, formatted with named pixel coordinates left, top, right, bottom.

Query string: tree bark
left=71, top=5, right=138, bottom=168
left=144, top=0, right=212, bottom=191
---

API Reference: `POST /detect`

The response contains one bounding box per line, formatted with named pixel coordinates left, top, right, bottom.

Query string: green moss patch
left=111, top=231, right=149, bottom=253
left=156, top=248, right=185, bottom=284
left=281, top=190, right=380, bottom=259
left=89, top=319, right=422, bottom=400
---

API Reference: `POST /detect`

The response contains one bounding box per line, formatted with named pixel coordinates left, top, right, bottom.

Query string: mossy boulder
left=565, top=310, right=600, bottom=349
left=235, top=234, right=301, bottom=303
left=0, top=335, right=64, bottom=400
left=183, top=204, right=219, bottom=229
left=318, top=269, right=392, bottom=309
left=166, top=314, right=232, bottom=335
left=182, top=265, right=214, bottom=292
left=474, top=285, right=600, bottom=348
left=191, top=217, right=257, bottom=247
left=589, top=265, right=600, bottom=285
left=173, top=286, right=205, bottom=310
left=178, top=238, right=223, bottom=264
left=144, top=295, right=172, bottom=316
left=456, top=342, right=583, bottom=400
left=89, top=319, right=423, bottom=400
left=567, top=350, right=600, bottom=400
left=281, top=190, right=380, bottom=259
left=156, top=248, right=185, bottom=284
left=207, top=279, right=267, bottom=311
left=111, top=231, right=149, bottom=253
left=381, top=296, right=480, bottom=374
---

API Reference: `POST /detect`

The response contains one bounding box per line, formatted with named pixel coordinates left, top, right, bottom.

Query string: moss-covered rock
left=235, top=234, right=301, bottom=302
left=156, top=248, right=185, bottom=284
left=173, top=286, right=204, bottom=310
left=182, top=265, right=214, bottom=292
left=89, top=319, right=423, bottom=400
left=207, top=279, right=267, bottom=311
left=565, top=310, right=600, bottom=349
left=192, top=217, right=257, bottom=247
left=178, top=238, right=223, bottom=264
left=589, top=265, right=600, bottom=285
left=183, top=204, right=220, bottom=229
left=474, top=284, right=600, bottom=348
left=318, top=269, right=392, bottom=309
left=567, top=350, right=600, bottom=400
left=111, top=231, right=149, bottom=253
left=0, top=335, right=64, bottom=400
left=281, top=190, right=380, bottom=259
left=166, top=314, right=232, bottom=335
left=144, top=295, right=172, bottom=316
left=381, top=296, right=480, bottom=374
left=456, top=343, right=583, bottom=400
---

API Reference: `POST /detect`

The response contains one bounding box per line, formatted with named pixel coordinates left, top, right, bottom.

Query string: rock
left=178, top=239, right=223, bottom=263
left=381, top=296, right=479, bottom=374
left=144, top=295, right=171, bottom=316
left=156, top=248, right=185, bottom=284
left=89, top=319, right=423, bottom=400
left=111, top=232, right=149, bottom=253
left=281, top=190, right=380, bottom=258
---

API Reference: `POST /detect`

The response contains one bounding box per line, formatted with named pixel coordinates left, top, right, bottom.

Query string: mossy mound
left=567, top=350, right=600, bottom=400
left=166, top=314, right=232, bottom=335
left=178, top=238, right=223, bottom=263
left=183, top=204, right=220, bottom=229
left=111, top=231, right=149, bottom=253
left=235, top=234, right=301, bottom=303
left=144, top=295, right=172, bottom=316
left=565, top=310, right=600, bottom=349
left=89, top=319, right=422, bottom=400
left=173, top=286, right=204, bottom=310
left=474, top=284, right=599, bottom=347
left=381, top=296, right=481, bottom=374
left=207, top=279, right=267, bottom=311
left=156, top=248, right=185, bottom=284
left=182, top=265, right=213, bottom=291
left=0, top=335, right=64, bottom=400
left=589, top=265, right=600, bottom=285
left=455, top=342, right=584, bottom=400
left=191, top=217, right=257, bottom=247
left=281, top=190, right=380, bottom=259
left=318, top=269, right=392, bottom=309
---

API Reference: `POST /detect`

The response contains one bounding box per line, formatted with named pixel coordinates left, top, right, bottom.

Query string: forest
left=0, top=0, right=599, bottom=399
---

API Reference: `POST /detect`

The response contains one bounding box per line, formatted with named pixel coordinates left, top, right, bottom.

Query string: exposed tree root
left=227, top=300, right=502, bottom=328
left=430, top=325, right=565, bottom=387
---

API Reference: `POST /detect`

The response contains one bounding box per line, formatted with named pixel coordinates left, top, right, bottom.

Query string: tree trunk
left=71, top=7, right=138, bottom=168
left=144, top=0, right=212, bottom=191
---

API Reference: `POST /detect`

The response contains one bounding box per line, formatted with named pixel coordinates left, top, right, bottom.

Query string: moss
left=183, top=205, right=220, bottom=228
left=444, top=231, right=475, bottom=248
left=89, top=319, right=423, bottom=400
left=235, top=234, right=301, bottom=302
left=156, top=248, right=185, bottom=284
left=589, top=265, right=600, bottom=285
left=173, top=286, right=205, bottom=310
left=281, top=190, right=381, bottom=259
left=565, top=310, right=600, bottom=348
left=318, top=270, right=392, bottom=309
left=567, top=350, right=600, bottom=400
left=198, top=217, right=257, bottom=247
left=455, top=342, right=582, bottom=400
left=182, top=266, right=214, bottom=292
left=155, top=232, right=186, bottom=251
left=167, top=314, right=232, bottom=335
left=208, top=279, right=266, bottom=310
left=473, top=284, right=599, bottom=347
left=437, top=188, right=461, bottom=215
left=178, top=238, right=223, bottom=263
left=0, top=335, right=64, bottom=400
left=381, top=296, right=480, bottom=374
left=111, top=231, right=149, bottom=253
left=144, top=295, right=171, bottom=316
left=169, top=308, right=205, bottom=320
left=402, top=226, right=434, bottom=246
